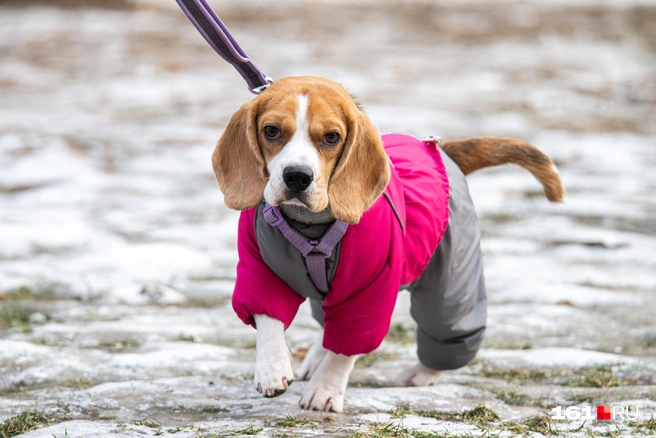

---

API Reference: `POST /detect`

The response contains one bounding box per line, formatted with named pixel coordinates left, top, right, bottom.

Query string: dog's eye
left=322, top=132, right=340, bottom=146
left=264, top=126, right=281, bottom=141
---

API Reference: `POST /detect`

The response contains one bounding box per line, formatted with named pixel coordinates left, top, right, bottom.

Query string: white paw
left=390, top=362, right=441, bottom=387
left=299, top=381, right=345, bottom=412
left=253, top=314, right=294, bottom=397
left=298, top=351, right=357, bottom=413
left=254, top=347, right=294, bottom=397
left=297, top=334, right=328, bottom=381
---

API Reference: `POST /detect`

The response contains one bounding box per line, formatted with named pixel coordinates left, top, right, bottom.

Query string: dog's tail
left=441, top=137, right=565, bottom=202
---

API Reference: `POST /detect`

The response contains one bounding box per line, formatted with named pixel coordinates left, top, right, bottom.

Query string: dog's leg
left=298, top=351, right=357, bottom=412
left=253, top=314, right=294, bottom=397
left=390, top=362, right=441, bottom=387
left=297, top=332, right=328, bottom=381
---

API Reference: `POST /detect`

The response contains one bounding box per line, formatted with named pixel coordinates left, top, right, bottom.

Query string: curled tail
left=441, top=137, right=566, bottom=202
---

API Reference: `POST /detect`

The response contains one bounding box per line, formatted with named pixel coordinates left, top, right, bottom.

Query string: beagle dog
left=212, top=76, right=564, bottom=412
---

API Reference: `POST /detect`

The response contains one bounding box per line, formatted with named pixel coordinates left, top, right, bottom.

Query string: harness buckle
left=263, top=204, right=285, bottom=227
left=308, top=241, right=331, bottom=258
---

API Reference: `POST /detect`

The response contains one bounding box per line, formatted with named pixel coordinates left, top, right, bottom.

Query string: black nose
left=283, top=166, right=314, bottom=192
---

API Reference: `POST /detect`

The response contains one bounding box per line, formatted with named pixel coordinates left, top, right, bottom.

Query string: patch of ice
left=477, top=347, right=654, bottom=368
left=0, top=340, right=52, bottom=359
left=110, top=342, right=235, bottom=369
left=358, top=413, right=481, bottom=434
left=492, top=282, right=641, bottom=306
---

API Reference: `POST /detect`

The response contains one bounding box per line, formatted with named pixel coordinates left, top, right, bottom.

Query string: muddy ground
left=0, top=0, right=655, bottom=436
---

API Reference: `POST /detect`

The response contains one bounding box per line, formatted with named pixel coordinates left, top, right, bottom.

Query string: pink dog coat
left=232, top=133, right=450, bottom=356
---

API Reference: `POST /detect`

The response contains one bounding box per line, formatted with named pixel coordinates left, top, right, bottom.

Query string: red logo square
left=597, top=405, right=611, bottom=420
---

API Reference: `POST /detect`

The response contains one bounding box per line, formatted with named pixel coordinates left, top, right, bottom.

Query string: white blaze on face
left=263, top=94, right=321, bottom=207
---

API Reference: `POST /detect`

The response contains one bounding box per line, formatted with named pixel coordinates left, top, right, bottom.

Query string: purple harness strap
left=175, top=0, right=272, bottom=94
left=263, top=203, right=348, bottom=293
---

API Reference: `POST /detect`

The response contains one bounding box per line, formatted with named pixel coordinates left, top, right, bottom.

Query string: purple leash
left=175, top=0, right=272, bottom=94
left=263, top=203, right=348, bottom=293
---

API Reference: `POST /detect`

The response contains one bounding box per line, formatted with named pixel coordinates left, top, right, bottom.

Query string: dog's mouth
left=280, top=191, right=310, bottom=209
left=281, top=196, right=308, bottom=208
left=266, top=184, right=328, bottom=213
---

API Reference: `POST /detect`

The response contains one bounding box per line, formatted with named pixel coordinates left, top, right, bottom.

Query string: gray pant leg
left=310, top=298, right=325, bottom=328
left=408, top=150, right=487, bottom=370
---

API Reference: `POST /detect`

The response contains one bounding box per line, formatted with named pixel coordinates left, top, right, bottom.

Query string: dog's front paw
left=299, top=381, right=344, bottom=412
left=254, top=348, right=294, bottom=397
left=390, top=362, right=441, bottom=387
left=298, top=351, right=356, bottom=412
left=297, top=334, right=328, bottom=381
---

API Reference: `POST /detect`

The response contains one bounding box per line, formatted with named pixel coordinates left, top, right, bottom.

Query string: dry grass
left=523, top=414, right=560, bottom=436
left=562, top=365, right=620, bottom=388
left=0, top=412, right=51, bottom=438
left=268, top=415, right=319, bottom=429
left=460, top=405, right=500, bottom=423
left=0, top=304, right=36, bottom=330
left=472, top=361, right=628, bottom=388
left=385, top=323, right=415, bottom=344
left=347, top=422, right=455, bottom=438
left=387, top=403, right=499, bottom=425
left=355, top=351, right=398, bottom=368
left=489, top=389, right=532, bottom=406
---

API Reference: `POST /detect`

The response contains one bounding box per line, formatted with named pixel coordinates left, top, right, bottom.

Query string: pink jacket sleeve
left=320, top=198, right=404, bottom=356
left=232, top=207, right=305, bottom=329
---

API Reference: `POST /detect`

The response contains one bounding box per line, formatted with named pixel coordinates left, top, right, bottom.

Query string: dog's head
left=212, top=76, right=390, bottom=224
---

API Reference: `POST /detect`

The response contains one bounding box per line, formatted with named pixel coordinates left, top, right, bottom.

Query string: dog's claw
left=299, top=383, right=344, bottom=412
left=265, top=388, right=285, bottom=398
left=261, top=377, right=293, bottom=398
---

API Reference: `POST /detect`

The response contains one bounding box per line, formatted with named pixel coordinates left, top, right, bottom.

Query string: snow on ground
left=0, top=0, right=654, bottom=436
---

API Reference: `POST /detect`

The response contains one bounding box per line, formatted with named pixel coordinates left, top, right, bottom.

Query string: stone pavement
left=0, top=1, right=655, bottom=436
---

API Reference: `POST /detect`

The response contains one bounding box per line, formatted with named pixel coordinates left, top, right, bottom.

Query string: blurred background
left=0, top=0, right=655, bottom=436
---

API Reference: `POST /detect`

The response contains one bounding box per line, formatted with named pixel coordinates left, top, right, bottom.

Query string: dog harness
left=232, top=133, right=487, bottom=368
left=262, top=204, right=348, bottom=294
left=260, top=191, right=405, bottom=297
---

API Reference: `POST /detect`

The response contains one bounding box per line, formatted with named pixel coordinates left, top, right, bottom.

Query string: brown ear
left=211, top=102, right=267, bottom=210
left=328, top=112, right=390, bottom=224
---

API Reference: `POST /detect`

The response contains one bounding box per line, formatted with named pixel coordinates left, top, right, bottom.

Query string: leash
left=263, top=203, right=348, bottom=293
left=175, top=0, right=273, bottom=94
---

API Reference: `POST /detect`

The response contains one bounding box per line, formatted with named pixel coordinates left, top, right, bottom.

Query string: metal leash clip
left=422, top=135, right=443, bottom=147
left=250, top=77, right=274, bottom=95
